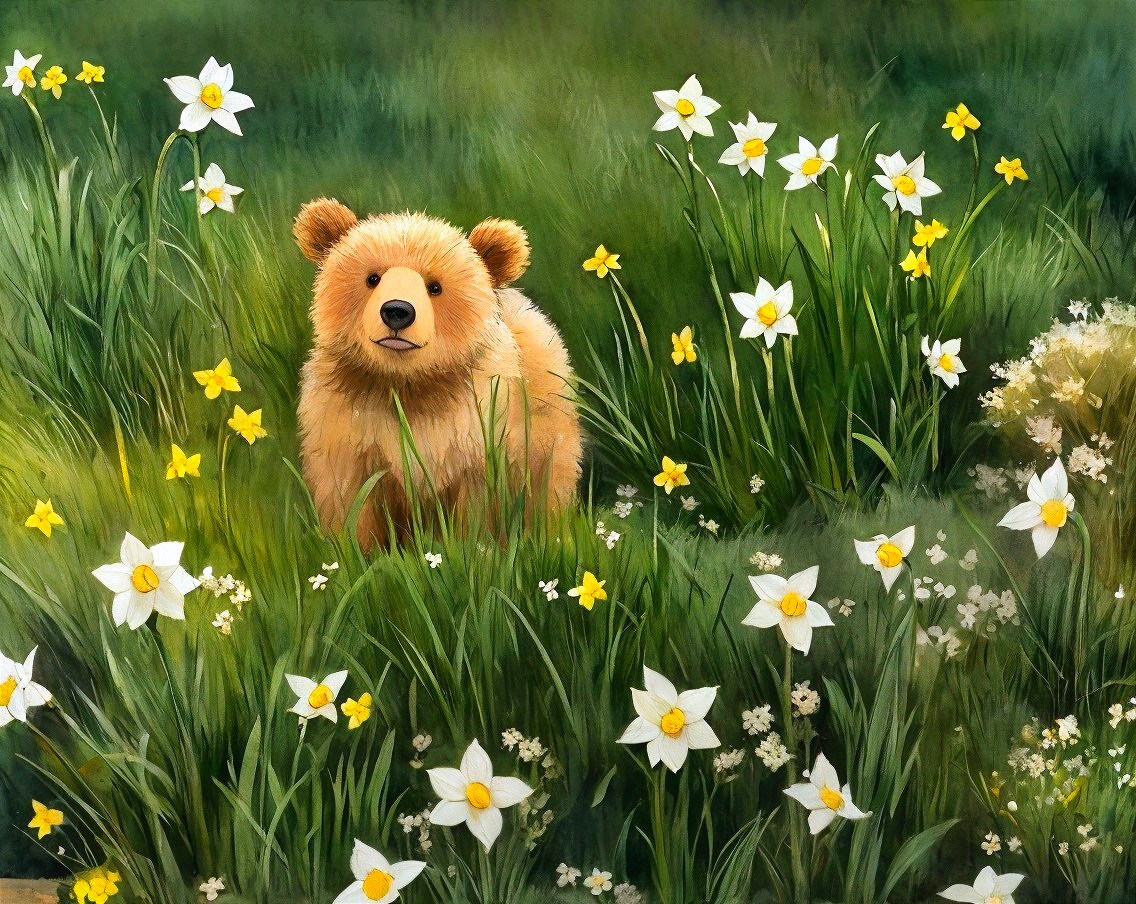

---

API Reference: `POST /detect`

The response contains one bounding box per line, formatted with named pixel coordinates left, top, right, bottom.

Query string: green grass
left=2, top=0, right=1136, bottom=901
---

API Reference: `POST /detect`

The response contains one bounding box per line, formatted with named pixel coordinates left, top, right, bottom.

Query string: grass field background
left=1, top=1, right=1135, bottom=902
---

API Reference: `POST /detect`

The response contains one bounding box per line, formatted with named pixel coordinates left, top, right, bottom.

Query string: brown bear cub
left=294, top=199, right=582, bottom=549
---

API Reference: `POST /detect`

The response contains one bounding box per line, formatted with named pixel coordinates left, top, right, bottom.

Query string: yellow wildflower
left=943, top=103, right=980, bottom=141
left=653, top=456, right=690, bottom=494
left=994, top=156, right=1028, bottom=185
left=28, top=800, right=63, bottom=839
left=913, top=219, right=949, bottom=248
left=193, top=357, right=241, bottom=399
left=228, top=405, right=266, bottom=444
left=583, top=245, right=620, bottom=278
left=568, top=571, right=607, bottom=611
left=165, top=444, right=202, bottom=480
left=25, top=499, right=64, bottom=537
left=74, top=869, right=121, bottom=904
left=901, top=248, right=931, bottom=279
left=40, top=65, right=66, bottom=99
left=341, top=692, right=372, bottom=729
left=671, top=326, right=697, bottom=364
left=75, top=61, right=105, bottom=84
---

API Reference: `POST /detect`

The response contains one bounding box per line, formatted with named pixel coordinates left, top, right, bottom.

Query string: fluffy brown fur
left=294, top=199, right=582, bottom=549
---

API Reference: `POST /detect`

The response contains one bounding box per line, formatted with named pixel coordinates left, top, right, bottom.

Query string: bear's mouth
left=373, top=336, right=422, bottom=352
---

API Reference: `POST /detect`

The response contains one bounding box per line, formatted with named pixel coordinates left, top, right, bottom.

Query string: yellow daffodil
left=75, top=61, right=105, bottom=84
left=165, top=444, right=201, bottom=480
left=943, top=103, right=980, bottom=141
left=4, top=51, right=41, bottom=97
left=74, top=868, right=121, bottom=904
left=901, top=248, right=931, bottom=279
left=29, top=800, right=63, bottom=839
left=994, top=156, right=1028, bottom=185
left=568, top=572, right=607, bottom=611
left=228, top=406, right=266, bottom=444
left=40, top=65, right=66, bottom=99
left=341, top=692, right=372, bottom=729
left=25, top=499, right=63, bottom=537
left=671, top=326, right=696, bottom=364
left=193, top=357, right=241, bottom=398
left=653, top=456, right=690, bottom=494
left=583, top=245, right=620, bottom=278
left=913, top=219, right=949, bottom=247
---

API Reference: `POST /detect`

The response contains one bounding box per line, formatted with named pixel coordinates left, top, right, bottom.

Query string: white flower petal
left=642, top=666, right=678, bottom=704
left=466, top=804, right=502, bottom=850
left=165, top=75, right=202, bottom=104
left=489, top=776, right=532, bottom=809
left=618, top=716, right=661, bottom=745
left=676, top=686, right=717, bottom=722
left=427, top=767, right=468, bottom=802
left=427, top=798, right=468, bottom=826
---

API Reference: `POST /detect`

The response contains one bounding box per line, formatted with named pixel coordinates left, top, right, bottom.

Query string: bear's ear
left=469, top=218, right=530, bottom=288
left=294, top=198, right=358, bottom=264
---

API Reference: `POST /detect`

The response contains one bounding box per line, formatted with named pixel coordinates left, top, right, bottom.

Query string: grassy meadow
left=1, top=1, right=1136, bottom=902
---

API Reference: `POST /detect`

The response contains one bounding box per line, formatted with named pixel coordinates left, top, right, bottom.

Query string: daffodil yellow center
left=660, top=707, right=686, bottom=737
left=675, top=98, right=695, bottom=117
left=876, top=543, right=903, bottom=569
left=984, top=897, right=1003, bottom=904
left=130, top=564, right=160, bottom=593
left=18, top=66, right=33, bottom=86
left=1041, top=499, right=1068, bottom=528
left=819, top=786, right=844, bottom=810
left=757, top=300, right=778, bottom=326
left=801, top=156, right=824, bottom=176
left=742, top=137, right=766, bottom=158
left=892, top=174, right=917, bottom=195
left=307, top=684, right=333, bottom=708
left=0, top=676, right=17, bottom=707
left=206, top=187, right=224, bottom=204
left=362, top=869, right=394, bottom=900
left=938, top=354, right=955, bottom=372
left=466, top=781, right=491, bottom=809
left=779, top=592, right=807, bottom=617
left=200, top=83, right=223, bottom=109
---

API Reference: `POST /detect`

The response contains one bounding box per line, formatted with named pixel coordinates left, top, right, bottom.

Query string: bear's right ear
left=293, top=198, right=358, bottom=264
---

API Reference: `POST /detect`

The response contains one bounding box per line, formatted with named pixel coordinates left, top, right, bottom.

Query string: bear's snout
left=380, top=299, right=416, bottom=331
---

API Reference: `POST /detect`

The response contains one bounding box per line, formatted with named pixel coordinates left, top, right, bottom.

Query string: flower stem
left=782, top=642, right=809, bottom=903
left=21, top=93, right=60, bottom=179
left=147, top=130, right=186, bottom=305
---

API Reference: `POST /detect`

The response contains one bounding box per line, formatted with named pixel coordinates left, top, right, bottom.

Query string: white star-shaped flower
left=938, top=866, right=1025, bottom=903
left=427, top=739, right=533, bottom=850
left=778, top=135, right=838, bottom=190
left=784, top=752, right=871, bottom=835
left=0, top=646, right=52, bottom=728
left=617, top=665, right=720, bottom=772
left=331, top=839, right=425, bottom=904
left=286, top=670, right=348, bottom=722
left=921, top=336, right=966, bottom=388
left=731, top=277, right=797, bottom=346
left=164, top=57, right=254, bottom=135
left=3, top=50, right=41, bottom=97
left=854, top=526, right=915, bottom=592
left=652, top=74, right=720, bottom=141
left=873, top=151, right=941, bottom=216
left=718, top=113, right=777, bottom=177
left=743, top=565, right=833, bottom=654
left=998, top=458, right=1074, bottom=558
left=92, top=533, right=200, bottom=630
left=180, top=162, right=243, bottom=214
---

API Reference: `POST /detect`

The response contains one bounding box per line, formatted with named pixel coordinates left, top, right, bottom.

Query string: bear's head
left=294, top=199, right=530, bottom=380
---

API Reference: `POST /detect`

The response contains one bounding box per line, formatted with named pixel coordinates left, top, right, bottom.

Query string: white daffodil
left=331, top=838, right=426, bottom=904
left=719, top=114, right=777, bottom=177
left=617, top=665, right=720, bottom=772
left=0, top=646, right=52, bottom=728
left=743, top=565, right=833, bottom=655
left=3, top=50, right=41, bottom=97
left=428, top=739, right=533, bottom=850
left=164, top=57, right=254, bottom=135
left=873, top=151, right=941, bottom=216
left=778, top=135, right=838, bottom=190
left=998, top=458, right=1074, bottom=559
left=854, top=526, right=915, bottom=592
left=939, top=866, right=1025, bottom=904
left=921, top=336, right=966, bottom=388
left=731, top=277, right=797, bottom=346
left=180, top=162, right=243, bottom=214
left=92, top=533, right=200, bottom=630
left=286, top=670, right=348, bottom=722
left=652, top=74, right=720, bottom=141
left=784, top=752, right=871, bottom=835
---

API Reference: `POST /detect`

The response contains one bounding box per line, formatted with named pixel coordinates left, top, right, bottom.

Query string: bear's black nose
left=380, top=299, right=416, bottom=331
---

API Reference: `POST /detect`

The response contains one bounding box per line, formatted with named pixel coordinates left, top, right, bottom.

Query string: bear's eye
left=427, top=281, right=442, bottom=296
left=366, top=273, right=380, bottom=288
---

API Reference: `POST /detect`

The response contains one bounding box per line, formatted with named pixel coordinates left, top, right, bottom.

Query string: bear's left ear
left=469, top=218, right=531, bottom=288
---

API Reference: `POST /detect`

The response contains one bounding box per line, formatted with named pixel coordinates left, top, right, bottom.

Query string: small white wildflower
left=412, top=733, right=432, bottom=753
left=749, top=551, right=783, bottom=571
left=1068, top=300, right=1089, bottom=319
left=539, top=579, right=560, bottom=601
left=713, top=748, right=746, bottom=775
left=1007, top=836, right=1022, bottom=852
left=308, top=574, right=328, bottom=591
left=518, top=737, right=547, bottom=762
left=605, top=530, right=621, bottom=549
left=749, top=475, right=766, bottom=494
left=502, top=728, right=523, bottom=750
left=743, top=704, right=773, bottom=735
left=790, top=680, right=820, bottom=717
left=982, top=832, right=1002, bottom=854
left=424, top=552, right=442, bottom=568
left=212, top=609, right=233, bottom=635
left=584, top=868, right=613, bottom=896
left=959, top=548, right=978, bottom=571
left=1058, top=841, right=1070, bottom=856
left=557, top=864, right=582, bottom=887
left=616, top=485, right=638, bottom=498
left=199, top=877, right=225, bottom=902
left=613, top=883, right=643, bottom=904
left=322, top=561, right=339, bottom=571
left=613, top=501, right=633, bottom=519
left=755, top=731, right=792, bottom=770
left=680, top=496, right=699, bottom=511
left=925, top=544, right=948, bottom=565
